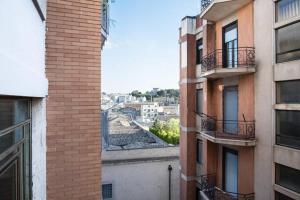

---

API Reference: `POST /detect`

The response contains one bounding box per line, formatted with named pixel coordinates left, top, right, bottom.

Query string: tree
left=149, top=118, right=179, bottom=145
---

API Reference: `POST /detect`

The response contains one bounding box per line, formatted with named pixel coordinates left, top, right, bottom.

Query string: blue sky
left=102, top=0, right=200, bottom=93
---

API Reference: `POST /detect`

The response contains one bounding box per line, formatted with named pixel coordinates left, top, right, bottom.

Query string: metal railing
left=200, top=114, right=255, bottom=140
left=201, top=0, right=214, bottom=12
left=201, top=47, right=255, bottom=73
left=199, top=174, right=255, bottom=200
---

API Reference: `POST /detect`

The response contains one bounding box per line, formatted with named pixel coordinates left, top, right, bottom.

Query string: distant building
left=140, top=102, right=160, bottom=123
left=162, top=104, right=180, bottom=116
left=102, top=111, right=180, bottom=200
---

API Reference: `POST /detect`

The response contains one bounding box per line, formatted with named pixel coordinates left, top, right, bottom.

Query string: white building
left=0, top=0, right=47, bottom=199
left=140, top=102, right=160, bottom=123
left=102, top=147, right=180, bottom=200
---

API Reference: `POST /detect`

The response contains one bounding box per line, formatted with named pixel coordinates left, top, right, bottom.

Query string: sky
left=102, top=0, right=200, bottom=93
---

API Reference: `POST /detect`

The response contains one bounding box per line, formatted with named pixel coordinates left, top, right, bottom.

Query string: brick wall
left=46, top=0, right=102, bottom=199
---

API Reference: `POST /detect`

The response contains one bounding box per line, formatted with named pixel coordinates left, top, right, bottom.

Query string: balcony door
left=223, top=86, right=238, bottom=134
left=223, top=148, right=238, bottom=195
left=223, top=22, right=238, bottom=68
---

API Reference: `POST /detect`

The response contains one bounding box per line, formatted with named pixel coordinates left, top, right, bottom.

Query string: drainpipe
left=168, top=165, right=173, bottom=200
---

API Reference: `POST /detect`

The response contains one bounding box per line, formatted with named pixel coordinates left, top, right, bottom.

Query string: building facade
left=179, top=0, right=300, bottom=200
left=0, top=1, right=48, bottom=199
left=140, top=102, right=160, bottom=123
left=0, top=0, right=108, bottom=199
left=46, top=0, right=108, bottom=199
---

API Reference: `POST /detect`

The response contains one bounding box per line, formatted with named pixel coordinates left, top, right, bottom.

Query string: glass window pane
left=23, top=124, right=31, bottom=199
left=276, top=110, right=300, bottom=149
left=277, top=80, right=300, bottom=103
left=196, top=39, right=203, bottom=64
left=275, top=191, right=295, bottom=200
left=0, top=163, right=17, bottom=200
left=276, top=0, right=300, bottom=22
left=276, top=22, right=300, bottom=63
left=0, top=127, right=24, bottom=154
left=196, top=89, right=203, bottom=114
left=225, top=27, right=237, bottom=43
left=102, top=184, right=113, bottom=199
left=0, top=99, right=30, bottom=131
left=197, top=139, right=203, bottom=164
left=275, top=164, right=300, bottom=193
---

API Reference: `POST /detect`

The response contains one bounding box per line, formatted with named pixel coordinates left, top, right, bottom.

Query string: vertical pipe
left=168, top=165, right=173, bottom=200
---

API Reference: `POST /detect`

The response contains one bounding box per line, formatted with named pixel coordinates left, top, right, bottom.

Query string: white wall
left=102, top=147, right=180, bottom=200
left=103, top=159, right=179, bottom=200
left=31, top=98, right=47, bottom=200
left=0, top=1, right=48, bottom=199
left=0, top=0, right=47, bottom=97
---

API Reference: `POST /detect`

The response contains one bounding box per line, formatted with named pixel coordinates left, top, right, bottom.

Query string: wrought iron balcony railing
left=201, top=0, right=214, bottom=12
left=200, top=114, right=255, bottom=140
left=201, top=47, right=255, bottom=73
left=199, top=174, right=255, bottom=200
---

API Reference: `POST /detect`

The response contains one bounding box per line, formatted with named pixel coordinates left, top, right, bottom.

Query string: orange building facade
left=179, top=1, right=256, bottom=199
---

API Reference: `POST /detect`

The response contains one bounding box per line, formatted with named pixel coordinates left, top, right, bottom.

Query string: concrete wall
left=0, top=0, right=48, bottom=97
left=254, top=0, right=275, bottom=199
left=31, top=98, right=47, bottom=200
left=255, top=0, right=300, bottom=199
left=102, top=147, right=180, bottom=200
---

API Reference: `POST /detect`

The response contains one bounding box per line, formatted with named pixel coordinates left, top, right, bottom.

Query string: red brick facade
left=46, top=0, right=102, bottom=199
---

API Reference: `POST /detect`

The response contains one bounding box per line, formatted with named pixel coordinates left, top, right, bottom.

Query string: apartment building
left=255, top=0, right=300, bottom=199
left=179, top=0, right=300, bottom=200
left=0, top=0, right=108, bottom=199
left=140, top=102, right=160, bottom=123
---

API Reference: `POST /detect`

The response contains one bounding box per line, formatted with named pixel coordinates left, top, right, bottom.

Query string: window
left=275, top=164, right=300, bottom=193
left=0, top=98, right=31, bottom=200
left=277, top=80, right=300, bottom=103
left=196, top=89, right=203, bottom=115
left=275, top=191, right=295, bottom=200
left=276, top=0, right=300, bottom=22
left=276, top=22, right=300, bottom=63
left=223, top=22, right=238, bottom=68
left=102, top=183, right=113, bottom=199
left=276, top=110, right=300, bottom=149
left=197, top=139, right=203, bottom=164
left=196, top=39, right=203, bottom=65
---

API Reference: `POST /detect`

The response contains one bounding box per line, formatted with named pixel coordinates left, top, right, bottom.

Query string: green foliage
left=149, top=119, right=180, bottom=145
left=130, top=89, right=179, bottom=100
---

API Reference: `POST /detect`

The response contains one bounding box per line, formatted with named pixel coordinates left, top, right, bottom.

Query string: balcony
left=200, top=0, right=253, bottom=21
left=198, top=174, right=255, bottom=200
left=199, top=114, right=256, bottom=146
left=200, top=47, right=255, bottom=79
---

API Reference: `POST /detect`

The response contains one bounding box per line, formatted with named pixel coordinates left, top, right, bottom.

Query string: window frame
left=196, top=139, right=203, bottom=165
left=275, top=21, right=300, bottom=63
left=275, top=110, right=300, bottom=150
left=276, top=80, right=300, bottom=104
left=102, top=183, right=113, bottom=200
left=196, top=39, right=203, bottom=65
left=0, top=98, right=32, bottom=200
left=275, top=163, right=300, bottom=194
left=196, top=89, right=203, bottom=115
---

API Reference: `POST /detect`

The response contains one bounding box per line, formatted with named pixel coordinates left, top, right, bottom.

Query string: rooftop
left=102, top=111, right=168, bottom=150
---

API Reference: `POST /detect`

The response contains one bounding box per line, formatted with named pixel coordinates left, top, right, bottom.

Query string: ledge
left=200, top=0, right=253, bottom=22
left=200, top=131, right=256, bottom=146
left=200, top=67, right=256, bottom=79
